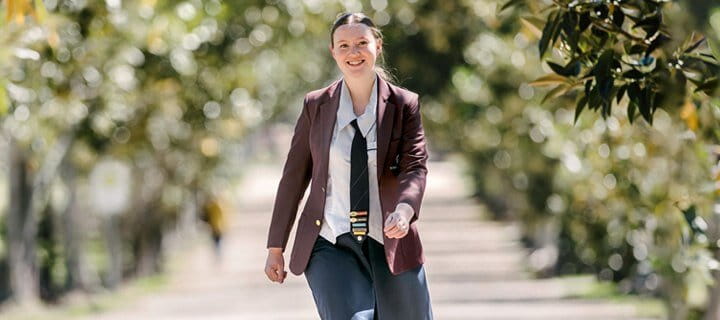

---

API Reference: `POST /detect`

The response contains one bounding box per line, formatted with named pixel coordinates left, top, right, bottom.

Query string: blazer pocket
left=389, top=154, right=401, bottom=176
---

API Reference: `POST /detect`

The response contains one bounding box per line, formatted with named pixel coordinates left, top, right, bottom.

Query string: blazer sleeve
left=397, top=95, right=428, bottom=224
left=266, top=96, right=313, bottom=251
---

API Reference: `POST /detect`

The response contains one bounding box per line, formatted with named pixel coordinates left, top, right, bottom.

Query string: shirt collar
left=337, top=76, right=377, bottom=138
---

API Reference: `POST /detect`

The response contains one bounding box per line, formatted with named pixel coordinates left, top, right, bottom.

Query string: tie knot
left=350, top=119, right=361, bottom=132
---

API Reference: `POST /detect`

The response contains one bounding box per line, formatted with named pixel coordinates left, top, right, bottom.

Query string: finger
left=384, top=215, right=398, bottom=232
left=386, top=222, right=409, bottom=237
left=384, top=224, right=398, bottom=234
left=272, top=264, right=284, bottom=282
left=387, top=229, right=402, bottom=238
left=385, top=227, right=401, bottom=238
left=274, top=266, right=285, bottom=282
left=266, top=266, right=277, bottom=282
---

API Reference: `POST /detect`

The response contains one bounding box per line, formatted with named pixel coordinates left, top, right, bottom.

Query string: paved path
left=87, top=160, right=660, bottom=320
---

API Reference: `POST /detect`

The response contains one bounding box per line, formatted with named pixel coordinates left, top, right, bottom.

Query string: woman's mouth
left=347, top=60, right=365, bottom=67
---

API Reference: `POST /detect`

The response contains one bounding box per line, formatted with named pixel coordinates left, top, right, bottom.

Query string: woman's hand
left=265, top=248, right=287, bottom=284
left=384, top=203, right=414, bottom=239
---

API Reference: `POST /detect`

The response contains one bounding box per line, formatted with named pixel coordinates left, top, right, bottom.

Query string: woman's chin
left=341, top=67, right=374, bottom=79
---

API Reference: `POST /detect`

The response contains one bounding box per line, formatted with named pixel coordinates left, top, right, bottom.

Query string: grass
left=0, top=231, right=206, bottom=320
left=0, top=273, right=169, bottom=320
left=557, top=274, right=667, bottom=318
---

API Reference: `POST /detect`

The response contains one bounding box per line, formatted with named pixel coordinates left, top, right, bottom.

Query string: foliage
left=505, top=0, right=719, bottom=124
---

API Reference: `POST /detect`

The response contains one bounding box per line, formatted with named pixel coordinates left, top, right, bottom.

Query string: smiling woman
left=265, top=12, right=434, bottom=320
left=329, top=13, right=391, bottom=89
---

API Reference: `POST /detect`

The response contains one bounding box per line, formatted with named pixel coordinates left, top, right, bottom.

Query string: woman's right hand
left=265, top=248, right=287, bottom=284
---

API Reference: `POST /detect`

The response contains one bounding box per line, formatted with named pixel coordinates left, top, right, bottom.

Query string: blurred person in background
left=200, top=189, right=229, bottom=262
left=264, top=12, right=433, bottom=320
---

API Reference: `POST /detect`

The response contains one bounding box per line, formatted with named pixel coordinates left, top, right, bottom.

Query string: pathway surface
left=87, top=160, right=660, bottom=320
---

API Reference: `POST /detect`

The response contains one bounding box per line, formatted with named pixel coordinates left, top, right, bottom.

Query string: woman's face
left=330, top=23, right=382, bottom=80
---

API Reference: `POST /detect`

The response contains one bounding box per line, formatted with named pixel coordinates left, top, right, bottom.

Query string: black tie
left=349, top=119, right=369, bottom=243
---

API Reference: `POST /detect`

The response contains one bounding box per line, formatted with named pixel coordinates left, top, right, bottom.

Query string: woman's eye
left=359, top=41, right=368, bottom=46
left=339, top=44, right=348, bottom=48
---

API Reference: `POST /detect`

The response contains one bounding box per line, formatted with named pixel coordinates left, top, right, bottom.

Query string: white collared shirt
left=319, top=77, right=385, bottom=245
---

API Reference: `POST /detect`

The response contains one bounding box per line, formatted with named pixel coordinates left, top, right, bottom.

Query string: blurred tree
left=0, top=0, right=340, bottom=306
left=502, top=0, right=720, bottom=318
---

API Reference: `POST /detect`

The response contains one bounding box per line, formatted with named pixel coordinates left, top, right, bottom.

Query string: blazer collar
left=318, top=74, right=395, bottom=209
left=337, top=77, right=378, bottom=137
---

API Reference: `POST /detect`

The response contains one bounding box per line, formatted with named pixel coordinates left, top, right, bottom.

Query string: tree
left=502, top=0, right=720, bottom=318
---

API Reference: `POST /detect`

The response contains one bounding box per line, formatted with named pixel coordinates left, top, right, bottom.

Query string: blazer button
left=315, top=219, right=321, bottom=226
left=321, top=187, right=326, bottom=193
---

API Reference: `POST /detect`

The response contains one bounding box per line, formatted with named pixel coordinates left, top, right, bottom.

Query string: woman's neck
left=344, top=73, right=376, bottom=116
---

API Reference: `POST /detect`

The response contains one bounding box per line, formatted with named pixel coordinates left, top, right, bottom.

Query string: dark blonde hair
left=330, top=12, right=395, bottom=84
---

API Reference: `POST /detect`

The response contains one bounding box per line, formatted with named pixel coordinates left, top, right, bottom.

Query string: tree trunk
left=706, top=269, right=720, bottom=320
left=133, top=206, right=165, bottom=277
left=103, top=215, right=123, bottom=289
left=704, top=148, right=720, bottom=320
left=5, top=138, right=39, bottom=306
left=59, top=162, right=100, bottom=293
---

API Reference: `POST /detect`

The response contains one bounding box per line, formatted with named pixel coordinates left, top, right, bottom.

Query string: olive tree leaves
left=505, top=0, right=720, bottom=125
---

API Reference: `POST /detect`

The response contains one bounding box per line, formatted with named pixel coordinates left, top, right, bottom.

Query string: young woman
left=264, top=12, right=433, bottom=319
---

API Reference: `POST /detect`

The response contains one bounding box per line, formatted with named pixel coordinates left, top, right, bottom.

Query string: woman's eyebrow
left=334, top=36, right=369, bottom=44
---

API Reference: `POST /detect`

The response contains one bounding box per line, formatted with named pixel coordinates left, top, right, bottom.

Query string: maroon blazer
left=266, top=76, right=428, bottom=276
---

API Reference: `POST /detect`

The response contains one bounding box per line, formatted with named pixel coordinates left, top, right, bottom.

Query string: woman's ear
left=376, top=38, right=383, bottom=55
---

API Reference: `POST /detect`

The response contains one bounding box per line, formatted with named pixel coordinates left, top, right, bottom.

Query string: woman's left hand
left=384, top=205, right=413, bottom=239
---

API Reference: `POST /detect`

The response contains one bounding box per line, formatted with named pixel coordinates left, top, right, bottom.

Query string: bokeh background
left=1, top=0, right=720, bottom=319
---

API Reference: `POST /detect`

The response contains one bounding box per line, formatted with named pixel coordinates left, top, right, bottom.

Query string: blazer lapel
left=376, top=76, right=395, bottom=184
left=318, top=81, right=342, bottom=186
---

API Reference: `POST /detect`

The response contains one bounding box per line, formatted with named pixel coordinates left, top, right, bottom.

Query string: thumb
left=384, top=214, right=396, bottom=231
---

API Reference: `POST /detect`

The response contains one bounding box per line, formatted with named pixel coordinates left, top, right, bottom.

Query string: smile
left=347, top=60, right=365, bottom=66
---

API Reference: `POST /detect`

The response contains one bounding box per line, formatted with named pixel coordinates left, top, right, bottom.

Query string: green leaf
left=578, top=12, right=590, bottom=31
left=623, top=69, right=644, bottom=79
left=708, top=38, right=720, bottom=61
left=520, top=16, right=544, bottom=37
left=574, top=94, right=588, bottom=125
left=627, top=101, right=637, bottom=124
left=500, top=0, right=524, bottom=13
left=684, top=37, right=706, bottom=54
left=616, top=84, right=627, bottom=104
left=695, top=78, right=719, bottom=95
left=638, top=87, right=654, bottom=124
left=612, top=8, right=625, bottom=28
left=547, top=60, right=581, bottom=77
left=595, top=50, right=615, bottom=79
left=539, top=11, right=559, bottom=58
left=633, top=15, right=660, bottom=31
left=588, top=85, right=602, bottom=111
left=693, top=53, right=720, bottom=66
left=541, top=85, right=571, bottom=104
left=529, top=73, right=569, bottom=86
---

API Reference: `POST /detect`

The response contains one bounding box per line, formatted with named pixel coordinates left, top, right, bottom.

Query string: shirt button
left=315, top=219, right=321, bottom=226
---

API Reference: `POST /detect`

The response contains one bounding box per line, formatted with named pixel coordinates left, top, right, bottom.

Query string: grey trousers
left=304, top=233, right=433, bottom=320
